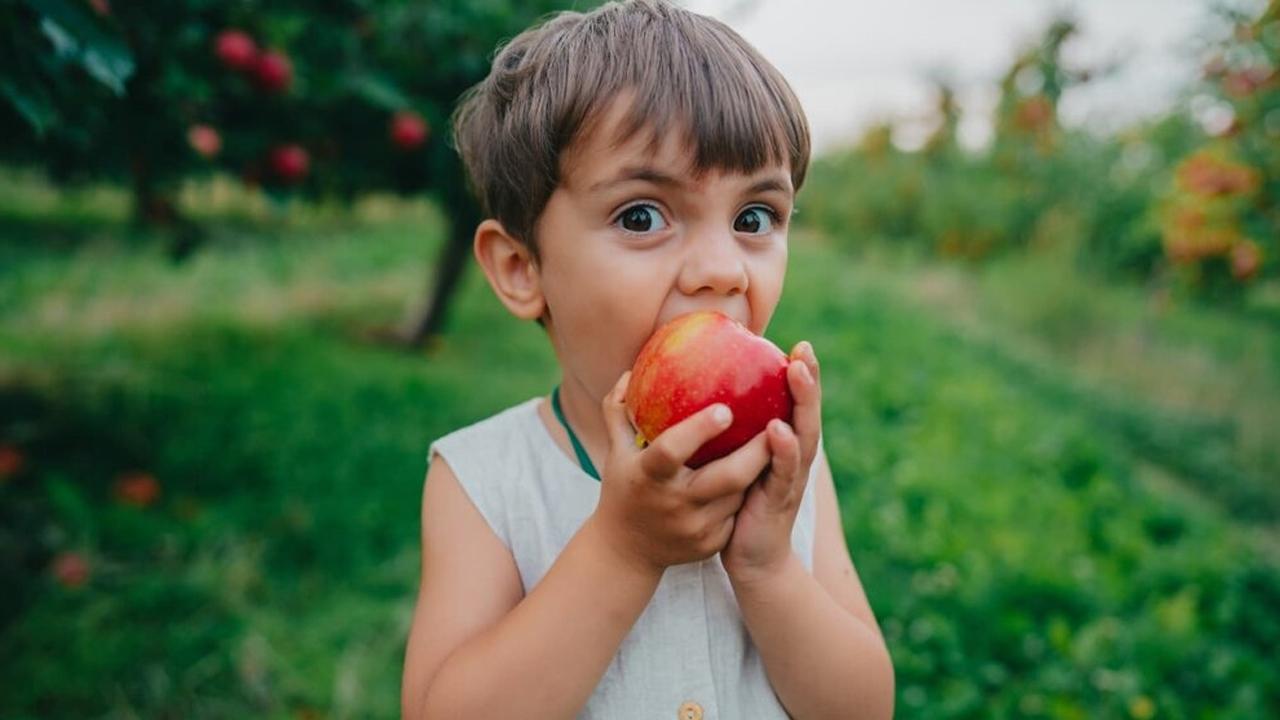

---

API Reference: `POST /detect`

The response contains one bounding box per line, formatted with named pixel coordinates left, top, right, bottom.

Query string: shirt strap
left=551, top=385, right=601, bottom=481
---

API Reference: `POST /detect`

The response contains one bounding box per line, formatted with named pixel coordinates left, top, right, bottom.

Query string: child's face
left=535, top=96, right=794, bottom=401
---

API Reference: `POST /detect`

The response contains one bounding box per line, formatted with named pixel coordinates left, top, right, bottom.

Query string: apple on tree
left=390, top=111, right=429, bottom=151
left=625, top=310, right=793, bottom=469
left=253, top=50, right=293, bottom=94
left=268, top=144, right=309, bottom=185
left=187, top=124, right=221, bottom=159
left=214, top=30, right=258, bottom=72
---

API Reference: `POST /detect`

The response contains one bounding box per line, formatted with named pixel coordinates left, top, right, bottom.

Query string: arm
left=728, top=450, right=895, bottom=720
left=401, top=455, right=664, bottom=720
left=405, top=371, right=778, bottom=719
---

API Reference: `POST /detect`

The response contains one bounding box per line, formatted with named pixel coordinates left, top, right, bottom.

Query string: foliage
left=1160, top=0, right=1280, bottom=299
left=797, top=8, right=1279, bottom=305
left=1, top=185, right=1278, bottom=717
left=0, top=0, right=599, bottom=221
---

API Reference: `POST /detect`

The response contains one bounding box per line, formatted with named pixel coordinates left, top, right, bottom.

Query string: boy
left=401, top=1, right=894, bottom=717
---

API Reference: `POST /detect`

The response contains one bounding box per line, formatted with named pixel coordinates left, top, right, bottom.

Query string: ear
left=473, top=218, right=546, bottom=322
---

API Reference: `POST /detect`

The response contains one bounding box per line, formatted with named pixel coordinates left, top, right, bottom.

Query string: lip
left=654, top=306, right=753, bottom=334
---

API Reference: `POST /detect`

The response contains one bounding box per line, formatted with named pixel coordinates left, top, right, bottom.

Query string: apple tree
left=0, top=0, right=602, bottom=343
left=1162, top=0, right=1278, bottom=299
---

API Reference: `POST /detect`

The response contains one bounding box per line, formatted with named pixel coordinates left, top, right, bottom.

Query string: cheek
left=746, top=246, right=788, bottom=334
left=547, top=249, right=669, bottom=385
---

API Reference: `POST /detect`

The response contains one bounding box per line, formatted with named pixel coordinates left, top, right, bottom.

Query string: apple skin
left=390, top=111, right=429, bottom=150
left=625, top=310, right=793, bottom=469
left=253, top=51, right=293, bottom=93
left=214, top=30, right=258, bottom=72
left=187, top=124, right=221, bottom=159
left=268, top=144, right=309, bottom=184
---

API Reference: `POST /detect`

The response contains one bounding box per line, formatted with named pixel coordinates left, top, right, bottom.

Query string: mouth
left=654, top=305, right=752, bottom=334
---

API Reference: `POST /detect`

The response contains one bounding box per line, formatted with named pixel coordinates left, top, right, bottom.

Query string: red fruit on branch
left=625, top=310, right=793, bottom=469
left=52, top=552, right=90, bottom=589
left=269, top=144, right=310, bottom=184
left=214, top=30, right=258, bottom=72
left=1014, top=95, right=1054, bottom=133
left=0, top=443, right=23, bottom=480
left=253, top=51, right=293, bottom=94
left=1232, top=241, right=1262, bottom=281
left=390, top=111, right=429, bottom=151
left=187, top=124, right=222, bottom=159
left=114, top=471, right=161, bottom=508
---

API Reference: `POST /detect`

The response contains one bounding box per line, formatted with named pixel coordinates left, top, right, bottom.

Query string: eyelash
left=612, top=202, right=785, bottom=234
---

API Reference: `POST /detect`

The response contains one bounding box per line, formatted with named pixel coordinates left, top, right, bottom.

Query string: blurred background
left=1, top=0, right=1277, bottom=717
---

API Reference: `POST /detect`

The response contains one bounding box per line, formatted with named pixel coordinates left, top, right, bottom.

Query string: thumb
left=601, top=371, right=639, bottom=454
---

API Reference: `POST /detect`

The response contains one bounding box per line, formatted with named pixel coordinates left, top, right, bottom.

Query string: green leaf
left=343, top=71, right=413, bottom=111
left=25, top=0, right=134, bottom=95
left=0, top=76, right=57, bottom=136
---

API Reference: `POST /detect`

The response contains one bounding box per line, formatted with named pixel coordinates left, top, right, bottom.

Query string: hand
left=721, top=341, right=822, bottom=585
left=589, top=370, right=775, bottom=577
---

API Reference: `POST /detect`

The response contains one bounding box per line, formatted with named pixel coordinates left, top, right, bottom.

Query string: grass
left=2, top=175, right=1278, bottom=718
left=839, top=239, right=1280, bottom=522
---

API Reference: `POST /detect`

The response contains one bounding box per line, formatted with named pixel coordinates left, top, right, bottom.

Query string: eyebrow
left=588, top=166, right=791, bottom=196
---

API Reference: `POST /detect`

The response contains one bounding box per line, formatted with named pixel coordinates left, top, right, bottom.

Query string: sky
left=681, top=0, right=1238, bottom=154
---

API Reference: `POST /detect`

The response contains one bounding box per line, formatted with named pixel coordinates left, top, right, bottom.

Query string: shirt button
left=678, top=700, right=704, bottom=720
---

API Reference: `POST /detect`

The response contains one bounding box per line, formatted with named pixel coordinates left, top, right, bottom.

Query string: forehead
left=559, top=92, right=789, bottom=194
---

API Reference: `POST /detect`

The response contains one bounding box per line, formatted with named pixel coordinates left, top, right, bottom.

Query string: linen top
left=427, top=396, right=820, bottom=719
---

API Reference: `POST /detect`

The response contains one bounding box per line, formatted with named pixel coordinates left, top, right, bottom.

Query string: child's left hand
left=721, top=340, right=821, bottom=585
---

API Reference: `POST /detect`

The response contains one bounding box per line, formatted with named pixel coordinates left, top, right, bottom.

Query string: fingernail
left=713, top=404, right=732, bottom=425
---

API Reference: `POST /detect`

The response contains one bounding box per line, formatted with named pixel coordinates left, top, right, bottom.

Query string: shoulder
left=426, top=396, right=547, bottom=546
left=429, top=396, right=543, bottom=459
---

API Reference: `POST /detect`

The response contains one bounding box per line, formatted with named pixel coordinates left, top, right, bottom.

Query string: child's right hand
left=588, top=370, right=774, bottom=576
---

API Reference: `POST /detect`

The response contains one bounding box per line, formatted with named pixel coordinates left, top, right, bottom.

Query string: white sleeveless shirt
left=427, top=396, right=820, bottom=719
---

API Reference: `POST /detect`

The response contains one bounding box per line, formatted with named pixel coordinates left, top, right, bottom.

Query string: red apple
left=114, top=471, right=161, bottom=508
left=390, top=111, right=429, bottom=150
left=187, top=124, right=222, bottom=159
left=0, top=443, right=23, bottom=480
left=52, top=552, right=90, bottom=589
left=625, top=310, right=793, bottom=469
left=1231, top=241, right=1262, bottom=281
left=268, top=144, right=309, bottom=184
left=253, top=50, right=293, bottom=93
left=214, top=30, right=258, bottom=72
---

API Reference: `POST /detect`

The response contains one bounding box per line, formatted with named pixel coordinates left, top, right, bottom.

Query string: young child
left=401, top=1, right=894, bottom=717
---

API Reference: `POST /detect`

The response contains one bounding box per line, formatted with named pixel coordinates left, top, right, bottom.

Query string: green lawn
left=2, top=180, right=1277, bottom=719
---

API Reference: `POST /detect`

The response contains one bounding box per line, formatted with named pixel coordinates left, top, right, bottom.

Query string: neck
left=555, top=374, right=611, bottom=474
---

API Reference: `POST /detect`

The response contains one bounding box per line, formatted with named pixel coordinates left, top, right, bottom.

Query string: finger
left=787, top=347, right=822, bottom=465
left=790, top=340, right=820, bottom=385
left=762, top=418, right=803, bottom=507
left=639, top=403, right=733, bottom=480
left=701, top=486, right=749, bottom=525
left=601, top=371, right=638, bottom=453
left=687, top=429, right=771, bottom=503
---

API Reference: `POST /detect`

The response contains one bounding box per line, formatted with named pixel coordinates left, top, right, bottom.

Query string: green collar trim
left=551, top=385, right=601, bottom=481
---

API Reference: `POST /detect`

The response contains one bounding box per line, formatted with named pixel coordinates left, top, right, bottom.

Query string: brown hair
left=450, top=0, right=811, bottom=260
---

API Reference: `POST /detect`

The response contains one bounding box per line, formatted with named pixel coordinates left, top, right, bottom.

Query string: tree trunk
left=130, top=158, right=204, bottom=261
left=403, top=188, right=481, bottom=346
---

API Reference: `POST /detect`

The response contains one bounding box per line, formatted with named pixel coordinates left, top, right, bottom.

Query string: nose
left=676, top=225, right=748, bottom=297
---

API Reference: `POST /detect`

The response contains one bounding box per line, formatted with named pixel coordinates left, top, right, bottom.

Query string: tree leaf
left=0, top=76, right=57, bottom=136
left=343, top=71, right=413, bottom=111
left=25, top=0, right=134, bottom=94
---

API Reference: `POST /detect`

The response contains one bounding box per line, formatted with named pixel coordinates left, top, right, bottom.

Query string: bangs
left=451, top=0, right=810, bottom=255
left=556, top=3, right=808, bottom=187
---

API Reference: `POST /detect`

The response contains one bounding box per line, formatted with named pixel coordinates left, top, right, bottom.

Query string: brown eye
left=617, top=204, right=667, bottom=233
left=735, top=206, right=777, bottom=234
